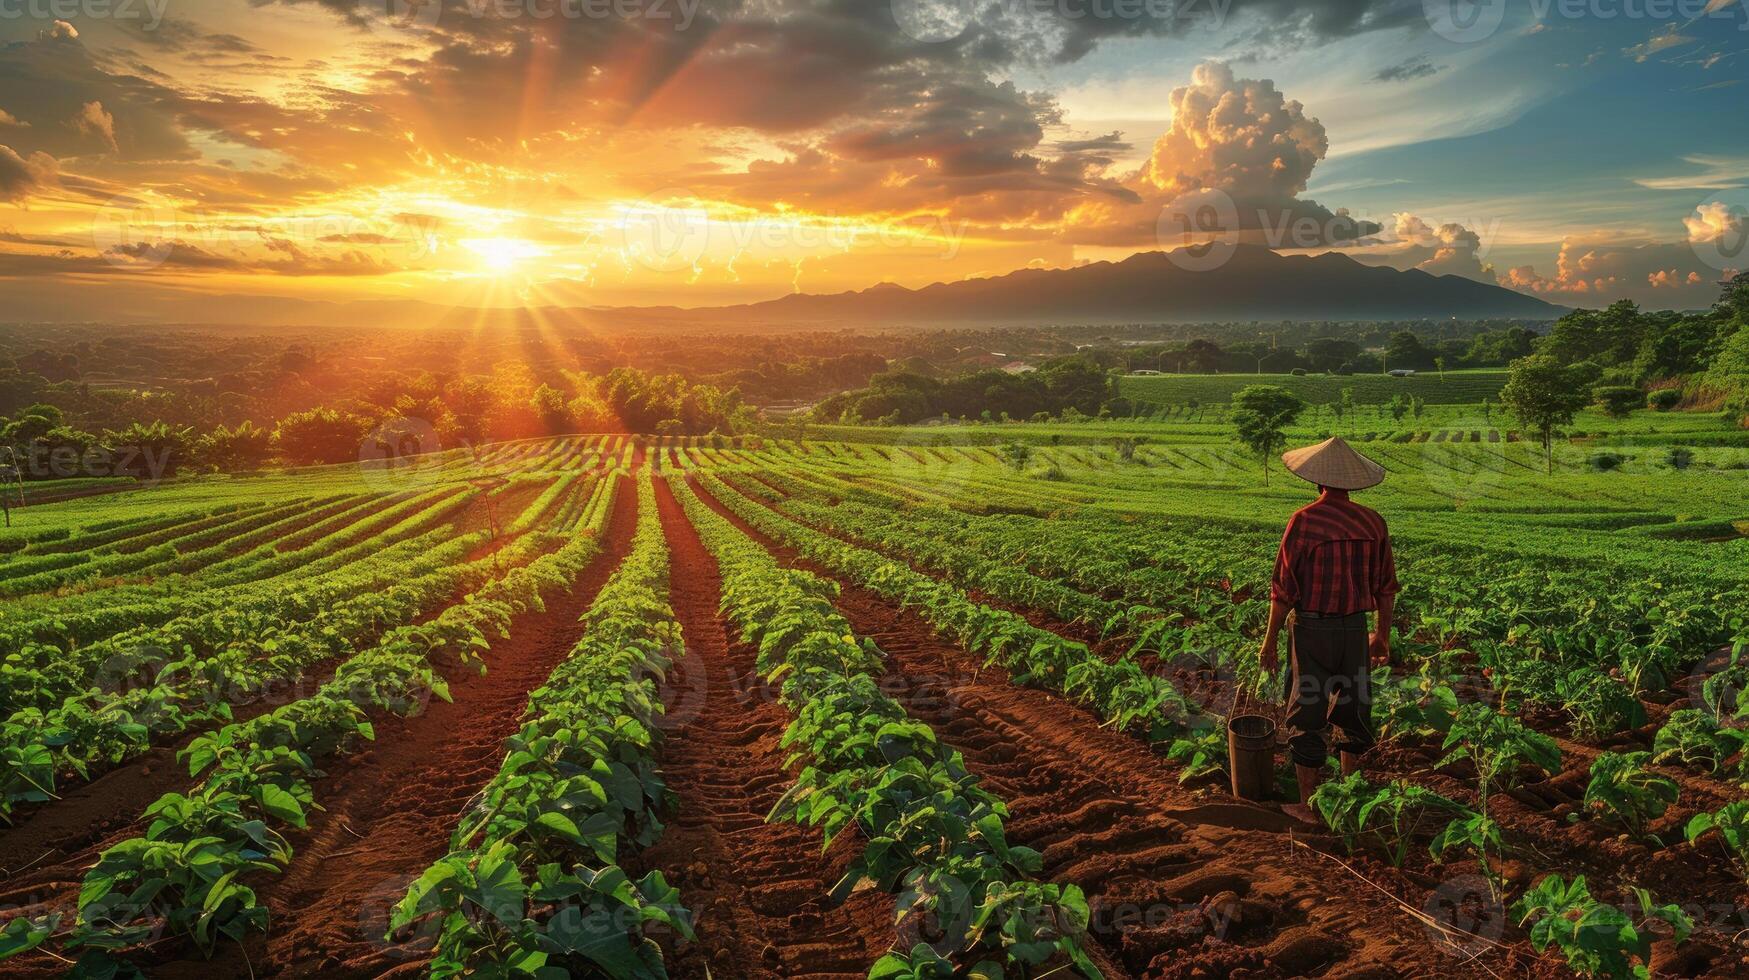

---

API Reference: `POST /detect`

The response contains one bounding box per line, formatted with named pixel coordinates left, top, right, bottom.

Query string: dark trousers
left=1282, top=612, right=1374, bottom=769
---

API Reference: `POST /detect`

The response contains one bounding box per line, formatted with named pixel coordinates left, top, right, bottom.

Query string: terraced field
left=1, top=429, right=1745, bottom=979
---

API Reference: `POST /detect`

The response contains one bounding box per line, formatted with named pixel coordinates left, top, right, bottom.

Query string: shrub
left=1648, top=388, right=1682, bottom=411
left=1588, top=452, right=1625, bottom=472
left=1667, top=447, right=1695, bottom=470
left=1593, top=385, right=1643, bottom=419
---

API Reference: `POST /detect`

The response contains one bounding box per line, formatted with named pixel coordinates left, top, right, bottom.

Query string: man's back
left=1271, top=489, right=1397, bottom=616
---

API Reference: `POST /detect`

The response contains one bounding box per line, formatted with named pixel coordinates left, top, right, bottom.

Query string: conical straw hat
left=1281, top=436, right=1386, bottom=490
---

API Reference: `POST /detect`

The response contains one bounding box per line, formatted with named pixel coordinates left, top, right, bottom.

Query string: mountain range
left=0, top=245, right=1565, bottom=328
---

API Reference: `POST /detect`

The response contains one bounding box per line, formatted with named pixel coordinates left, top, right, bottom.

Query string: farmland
left=1118, top=369, right=1512, bottom=408
left=0, top=419, right=1746, bottom=980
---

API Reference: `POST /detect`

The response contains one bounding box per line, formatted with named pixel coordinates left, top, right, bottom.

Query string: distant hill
left=0, top=245, right=1564, bottom=328
left=612, top=246, right=1564, bottom=326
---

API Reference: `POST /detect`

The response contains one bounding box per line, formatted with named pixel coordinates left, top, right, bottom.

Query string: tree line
left=0, top=366, right=748, bottom=481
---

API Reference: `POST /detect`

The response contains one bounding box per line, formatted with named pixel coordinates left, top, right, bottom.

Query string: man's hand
left=1368, top=630, right=1391, bottom=668
left=1259, top=635, right=1279, bottom=674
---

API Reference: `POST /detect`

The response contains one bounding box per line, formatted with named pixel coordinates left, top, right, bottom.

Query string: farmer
left=1255, top=436, right=1398, bottom=825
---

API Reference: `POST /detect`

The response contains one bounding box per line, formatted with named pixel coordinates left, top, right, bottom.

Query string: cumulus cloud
left=1685, top=200, right=1746, bottom=243
left=73, top=101, right=118, bottom=152
left=0, top=109, right=27, bottom=128
left=0, top=144, right=57, bottom=203
left=40, top=20, right=77, bottom=41
left=1346, top=213, right=1493, bottom=282
left=1648, top=269, right=1704, bottom=288
left=1501, top=237, right=1723, bottom=307
left=1143, top=62, right=1325, bottom=203
left=1108, top=61, right=1374, bottom=247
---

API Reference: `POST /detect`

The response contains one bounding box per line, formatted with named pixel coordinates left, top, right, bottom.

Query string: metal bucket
left=1227, top=714, right=1277, bottom=801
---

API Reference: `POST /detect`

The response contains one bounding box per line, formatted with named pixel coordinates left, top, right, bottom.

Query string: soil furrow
left=135, top=472, right=641, bottom=980
left=635, top=476, right=895, bottom=980
left=686, top=475, right=1517, bottom=980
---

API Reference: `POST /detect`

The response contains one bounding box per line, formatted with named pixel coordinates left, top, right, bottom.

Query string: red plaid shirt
left=1270, top=489, right=1399, bottom=615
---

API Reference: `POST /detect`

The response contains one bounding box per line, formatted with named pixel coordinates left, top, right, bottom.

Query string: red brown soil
left=726, top=471, right=1749, bottom=975
left=686, top=476, right=1530, bottom=980
left=634, top=477, right=896, bottom=978
left=0, top=472, right=638, bottom=980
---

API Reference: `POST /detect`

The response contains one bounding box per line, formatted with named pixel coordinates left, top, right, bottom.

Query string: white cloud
left=1635, top=155, right=1749, bottom=191
left=1684, top=200, right=1746, bottom=243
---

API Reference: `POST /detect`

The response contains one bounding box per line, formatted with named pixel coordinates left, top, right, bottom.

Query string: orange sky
left=1, top=2, right=1743, bottom=319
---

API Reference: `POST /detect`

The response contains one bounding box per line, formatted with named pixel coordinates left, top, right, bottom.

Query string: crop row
left=672, top=475, right=1103, bottom=978
left=0, top=479, right=621, bottom=971
left=391, top=477, right=692, bottom=978
left=0, top=482, right=592, bottom=820
left=697, top=471, right=1214, bottom=742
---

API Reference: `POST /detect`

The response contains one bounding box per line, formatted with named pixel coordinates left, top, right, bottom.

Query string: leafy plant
left=1439, top=703, right=1561, bottom=790
left=1165, top=723, right=1227, bottom=784
left=1309, top=773, right=1468, bottom=867
left=1651, top=709, right=1749, bottom=779
left=1513, top=874, right=1691, bottom=979
left=1582, top=752, right=1678, bottom=842
left=1685, top=801, right=1749, bottom=883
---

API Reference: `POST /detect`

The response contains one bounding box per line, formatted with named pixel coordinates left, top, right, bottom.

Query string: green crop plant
left=1582, top=752, right=1679, bottom=843
left=1309, top=773, right=1468, bottom=868
left=1513, top=875, right=1691, bottom=979
left=1685, top=801, right=1749, bottom=883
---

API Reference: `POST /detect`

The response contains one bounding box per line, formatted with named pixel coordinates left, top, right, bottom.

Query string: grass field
left=0, top=421, right=1746, bottom=979
left=1118, top=369, right=1511, bottom=407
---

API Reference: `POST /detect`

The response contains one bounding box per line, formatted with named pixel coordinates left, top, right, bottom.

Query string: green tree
left=1500, top=356, right=1590, bottom=474
left=1706, top=327, right=1749, bottom=427
left=1000, top=441, right=1032, bottom=471
left=100, top=421, right=194, bottom=480
left=1593, top=385, right=1643, bottom=419
left=1230, top=385, right=1305, bottom=486
left=274, top=408, right=371, bottom=465
left=196, top=421, right=273, bottom=472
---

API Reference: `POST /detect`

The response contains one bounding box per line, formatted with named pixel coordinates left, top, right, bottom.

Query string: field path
left=149, top=472, right=640, bottom=980
left=687, top=476, right=1509, bottom=980
left=635, top=476, right=895, bottom=979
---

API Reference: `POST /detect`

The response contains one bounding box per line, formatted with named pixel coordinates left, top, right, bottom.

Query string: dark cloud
left=1054, top=131, right=1129, bottom=153
left=1373, top=55, right=1444, bottom=83
left=0, top=29, right=191, bottom=161
left=117, top=19, right=262, bottom=55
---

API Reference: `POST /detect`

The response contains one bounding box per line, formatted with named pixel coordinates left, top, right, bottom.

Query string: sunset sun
left=462, top=237, right=545, bottom=274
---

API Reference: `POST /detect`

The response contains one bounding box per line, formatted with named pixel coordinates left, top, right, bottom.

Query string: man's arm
left=1259, top=598, right=1292, bottom=673
left=1260, top=518, right=1300, bottom=675
left=1370, top=592, right=1394, bottom=667
left=1370, top=531, right=1400, bottom=667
